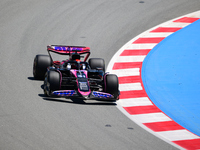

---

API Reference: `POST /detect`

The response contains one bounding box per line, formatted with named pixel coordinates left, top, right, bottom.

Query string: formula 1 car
left=33, top=45, right=120, bottom=100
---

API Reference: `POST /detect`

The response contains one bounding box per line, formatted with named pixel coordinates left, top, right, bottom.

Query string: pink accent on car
left=78, top=89, right=91, bottom=96
left=70, top=70, right=77, bottom=77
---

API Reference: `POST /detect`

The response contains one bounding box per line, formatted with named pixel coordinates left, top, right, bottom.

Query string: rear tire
left=44, top=71, right=60, bottom=96
left=33, top=55, right=52, bottom=80
left=105, top=74, right=119, bottom=99
left=88, top=58, right=105, bottom=72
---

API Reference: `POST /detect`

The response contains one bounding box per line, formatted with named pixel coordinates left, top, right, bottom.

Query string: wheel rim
left=33, top=59, right=37, bottom=77
left=44, top=75, right=50, bottom=96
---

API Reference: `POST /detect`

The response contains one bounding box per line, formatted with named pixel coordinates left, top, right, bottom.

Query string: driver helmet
left=71, top=53, right=80, bottom=61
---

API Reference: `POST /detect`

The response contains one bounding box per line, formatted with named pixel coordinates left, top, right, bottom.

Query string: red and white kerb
left=107, top=11, right=200, bottom=150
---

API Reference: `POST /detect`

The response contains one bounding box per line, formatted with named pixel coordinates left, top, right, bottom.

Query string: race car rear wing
left=47, top=45, right=90, bottom=61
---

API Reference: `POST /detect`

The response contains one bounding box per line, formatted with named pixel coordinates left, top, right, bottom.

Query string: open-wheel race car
left=33, top=45, right=120, bottom=100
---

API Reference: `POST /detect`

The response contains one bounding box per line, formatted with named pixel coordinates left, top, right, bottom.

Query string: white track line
left=116, top=56, right=146, bottom=62
left=118, top=97, right=153, bottom=107
left=157, top=130, right=200, bottom=141
left=130, top=113, right=172, bottom=123
left=119, top=83, right=143, bottom=91
left=126, top=43, right=157, bottom=49
left=111, top=68, right=140, bottom=77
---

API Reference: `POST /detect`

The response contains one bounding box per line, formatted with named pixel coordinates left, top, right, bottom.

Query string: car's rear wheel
left=104, top=74, right=119, bottom=99
left=88, top=58, right=105, bottom=72
left=33, top=55, right=52, bottom=80
left=44, top=71, right=60, bottom=96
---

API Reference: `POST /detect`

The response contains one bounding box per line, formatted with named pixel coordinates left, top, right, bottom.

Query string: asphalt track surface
left=1, top=1, right=200, bottom=150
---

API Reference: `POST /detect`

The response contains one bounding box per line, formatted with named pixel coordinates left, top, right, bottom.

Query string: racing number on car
left=79, top=82, right=89, bottom=91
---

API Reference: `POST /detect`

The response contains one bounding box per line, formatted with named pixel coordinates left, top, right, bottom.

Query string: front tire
left=104, top=74, right=119, bottom=99
left=44, top=71, right=60, bottom=96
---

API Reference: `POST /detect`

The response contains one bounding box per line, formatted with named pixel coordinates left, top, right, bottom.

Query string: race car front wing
left=52, top=90, right=115, bottom=100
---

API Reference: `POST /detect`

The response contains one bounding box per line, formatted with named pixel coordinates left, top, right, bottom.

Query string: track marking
left=115, top=55, right=146, bottom=62
left=107, top=10, right=200, bottom=150
left=143, top=121, right=185, bottom=132
left=119, top=83, right=142, bottom=91
left=130, top=113, right=172, bottom=123
left=118, top=97, right=153, bottom=107
left=111, top=68, right=140, bottom=77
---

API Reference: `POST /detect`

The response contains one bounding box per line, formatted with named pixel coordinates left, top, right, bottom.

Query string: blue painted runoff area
left=142, top=19, right=200, bottom=136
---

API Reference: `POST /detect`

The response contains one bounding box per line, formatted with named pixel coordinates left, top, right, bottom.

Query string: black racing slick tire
left=33, top=55, right=52, bottom=80
left=44, top=71, right=60, bottom=96
left=105, top=74, right=119, bottom=99
left=88, top=58, right=105, bottom=72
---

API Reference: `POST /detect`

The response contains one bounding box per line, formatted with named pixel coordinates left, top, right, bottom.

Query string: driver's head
left=71, top=53, right=80, bottom=61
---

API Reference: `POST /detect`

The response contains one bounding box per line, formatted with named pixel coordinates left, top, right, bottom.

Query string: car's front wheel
left=104, top=74, right=119, bottom=99
left=44, top=70, right=60, bottom=96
